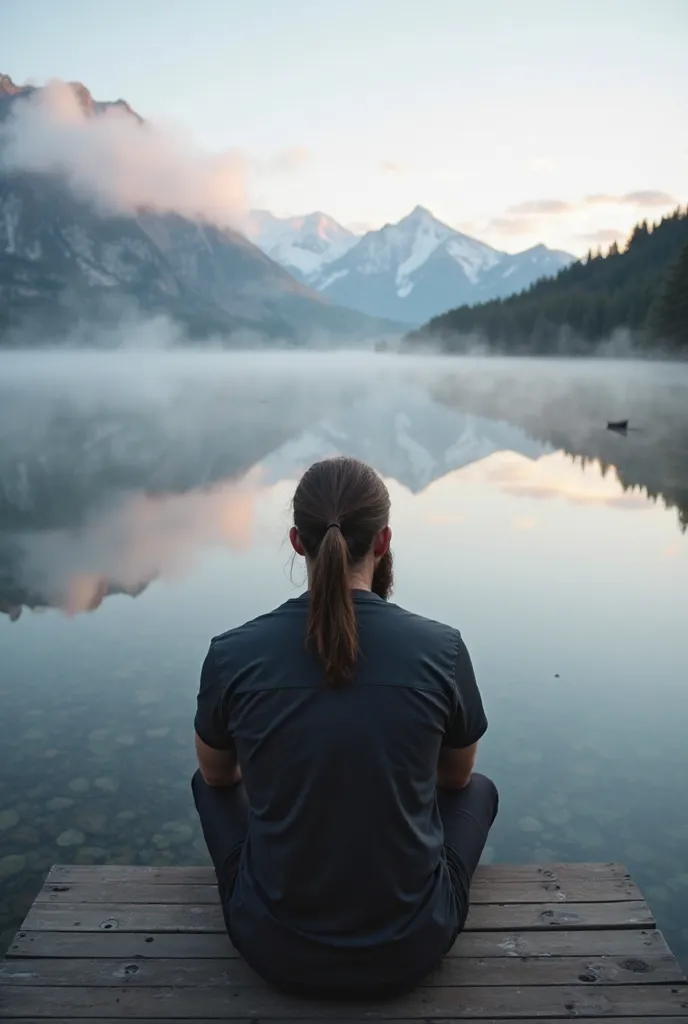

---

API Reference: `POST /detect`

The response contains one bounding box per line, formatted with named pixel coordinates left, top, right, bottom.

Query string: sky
left=2, top=0, right=688, bottom=255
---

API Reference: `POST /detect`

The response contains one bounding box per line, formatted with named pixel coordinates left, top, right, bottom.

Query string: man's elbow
left=198, top=763, right=242, bottom=788
left=437, top=768, right=473, bottom=791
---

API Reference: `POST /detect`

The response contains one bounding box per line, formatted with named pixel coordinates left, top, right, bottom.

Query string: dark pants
left=191, top=770, right=498, bottom=979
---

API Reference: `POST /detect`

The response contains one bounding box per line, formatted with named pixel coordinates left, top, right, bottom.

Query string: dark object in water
left=607, top=419, right=629, bottom=432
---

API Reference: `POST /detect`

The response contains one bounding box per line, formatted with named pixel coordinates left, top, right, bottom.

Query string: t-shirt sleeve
left=194, top=642, right=234, bottom=751
left=442, top=635, right=488, bottom=749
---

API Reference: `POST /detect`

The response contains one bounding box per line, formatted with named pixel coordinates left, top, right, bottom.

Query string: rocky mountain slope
left=0, top=74, right=397, bottom=346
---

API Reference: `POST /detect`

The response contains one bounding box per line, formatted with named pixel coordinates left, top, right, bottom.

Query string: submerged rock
left=12, top=826, right=40, bottom=846
left=74, top=846, right=108, bottom=864
left=0, top=854, right=26, bottom=880
left=145, top=727, right=171, bottom=739
left=116, top=810, right=137, bottom=822
left=22, top=728, right=45, bottom=741
left=94, top=777, right=119, bottom=793
left=68, top=777, right=90, bottom=794
left=544, top=808, right=572, bottom=826
left=0, top=809, right=20, bottom=831
left=518, top=815, right=543, bottom=833
left=135, top=691, right=161, bottom=706
left=56, top=828, right=86, bottom=847
left=45, top=797, right=75, bottom=812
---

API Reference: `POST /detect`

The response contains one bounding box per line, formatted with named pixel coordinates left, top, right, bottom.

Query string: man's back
left=195, top=590, right=487, bottom=990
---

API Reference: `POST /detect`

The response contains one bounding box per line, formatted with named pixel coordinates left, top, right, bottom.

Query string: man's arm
left=438, top=636, right=487, bottom=789
left=194, top=643, right=241, bottom=787
left=194, top=731, right=242, bottom=788
left=437, top=741, right=478, bottom=790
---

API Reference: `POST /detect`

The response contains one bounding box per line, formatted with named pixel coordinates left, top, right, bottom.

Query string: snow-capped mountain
left=258, top=386, right=549, bottom=493
left=255, top=205, right=574, bottom=325
left=244, top=210, right=359, bottom=280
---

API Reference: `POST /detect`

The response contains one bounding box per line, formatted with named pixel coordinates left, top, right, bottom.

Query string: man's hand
left=437, top=741, right=478, bottom=790
left=194, top=732, right=242, bottom=787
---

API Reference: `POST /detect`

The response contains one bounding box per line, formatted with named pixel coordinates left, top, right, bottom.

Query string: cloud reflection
left=4, top=470, right=266, bottom=619
left=458, top=450, right=654, bottom=511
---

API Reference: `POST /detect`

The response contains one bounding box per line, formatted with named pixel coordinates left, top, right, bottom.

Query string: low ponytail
left=292, top=457, right=391, bottom=689
left=307, top=525, right=357, bottom=688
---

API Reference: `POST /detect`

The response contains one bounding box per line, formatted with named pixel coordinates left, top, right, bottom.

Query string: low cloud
left=530, top=157, right=557, bottom=173
left=380, top=159, right=403, bottom=173
left=485, top=216, right=538, bottom=236
left=0, top=78, right=248, bottom=224
left=623, top=190, right=676, bottom=207
left=585, top=190, right=676, bottom=208
left=346, top=220, right=373, bottom=235
left=259, top=146, right=312, bottom=175
left=577, top=228, right=625, bottom=244
left=507, top=199, right=573, bottom=216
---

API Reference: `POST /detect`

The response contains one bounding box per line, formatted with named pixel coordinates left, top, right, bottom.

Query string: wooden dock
left=1, top=861, right=686, bottom=1020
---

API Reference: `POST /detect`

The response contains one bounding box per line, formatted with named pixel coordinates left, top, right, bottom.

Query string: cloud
left=530, top=157, right=557, bottom=173
left=0, top=78, right=247, bottom=224
left=507, top=199, right=573, bottom=216
left=623, top=190, right=676, bottom=207
left=258, top=146, right=312, bottom=175
left=585, top=190, right=676, bottom=208
left=380, top=159, right=403, bottom=173
left=346, top=220, right=373, bottom=235
left=485, top=216, right=538, bottom=236
left=514, top=516, right=536, bottom=531
left=576, top=228, right=626, bottom=244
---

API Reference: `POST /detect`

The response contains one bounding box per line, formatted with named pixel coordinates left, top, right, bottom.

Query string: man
left=193, top=455, right=498, bottom=996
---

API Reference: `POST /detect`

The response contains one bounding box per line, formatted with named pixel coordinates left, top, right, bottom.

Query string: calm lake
left=1, top=351, right=687, bottom=961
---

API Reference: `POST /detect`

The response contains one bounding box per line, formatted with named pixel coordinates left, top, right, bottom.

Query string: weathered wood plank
left=7, top=927, right=670, bottom=961
left=36, top=878, right=642, bottom=906
left=1, top=954, right=683, bottom=988
left=467, top=901, right=654, bottom=931
left=45, top=862, right=631, bottom=886
left=19, top=900, right=654, bottom=934
left=1, top=983, right=686, bottom=1018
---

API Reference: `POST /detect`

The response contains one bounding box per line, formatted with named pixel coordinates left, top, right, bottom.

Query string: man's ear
left=373, top=525, right=392, bottom=559
left=289, top=526, right=306, bottom=556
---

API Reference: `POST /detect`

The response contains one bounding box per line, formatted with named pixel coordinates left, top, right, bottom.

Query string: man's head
left=289, top=456, right=394, bottom=685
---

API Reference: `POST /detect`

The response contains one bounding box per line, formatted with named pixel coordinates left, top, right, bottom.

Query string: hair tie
left=326, top=521, right=341, bottom=531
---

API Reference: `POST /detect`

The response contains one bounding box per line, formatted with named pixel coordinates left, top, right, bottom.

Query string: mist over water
left=1, top=349, right=687, bottom=960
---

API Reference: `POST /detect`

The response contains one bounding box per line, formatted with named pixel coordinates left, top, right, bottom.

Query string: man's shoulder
left=370, top=599, right=462, bottom=651
left=210, top=597, right=305, bottom=651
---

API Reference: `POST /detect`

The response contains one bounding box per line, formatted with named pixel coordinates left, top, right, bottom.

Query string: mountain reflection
left=1, top=354, right=686, bottom=620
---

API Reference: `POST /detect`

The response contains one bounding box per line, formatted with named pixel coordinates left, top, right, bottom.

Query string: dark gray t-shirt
left=195, top=591, right=487, bottom=991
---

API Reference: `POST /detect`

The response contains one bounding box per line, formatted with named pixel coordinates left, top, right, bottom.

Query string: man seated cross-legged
left=192, top=455, right=498, bottom=998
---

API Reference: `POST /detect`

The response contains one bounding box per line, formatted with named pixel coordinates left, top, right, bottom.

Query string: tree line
left=408, top=208, right=688, bottom=355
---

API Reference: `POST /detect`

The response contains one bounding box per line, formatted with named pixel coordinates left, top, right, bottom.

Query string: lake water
left=1, top=351, right=687, bottom=961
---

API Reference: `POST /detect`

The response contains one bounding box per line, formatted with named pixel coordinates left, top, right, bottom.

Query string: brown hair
left=292, top=456, right=391, bottom=687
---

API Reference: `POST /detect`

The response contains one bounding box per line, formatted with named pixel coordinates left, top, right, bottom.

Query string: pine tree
left=651, top=242, right=688, bottom=348
left=415, top=207, right=688, bottom=355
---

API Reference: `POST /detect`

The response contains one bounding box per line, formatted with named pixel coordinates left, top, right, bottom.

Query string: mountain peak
left=245, top=209, right=358, bottom=278
left=0, top=73, right=141, bottom=122
left=0, top=73, right=23, bottom=97
left=403, top=204, right=441, bottom=225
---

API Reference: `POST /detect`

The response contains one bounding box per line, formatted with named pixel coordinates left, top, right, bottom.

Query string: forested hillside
left=409, top=208, right=688, bottom=354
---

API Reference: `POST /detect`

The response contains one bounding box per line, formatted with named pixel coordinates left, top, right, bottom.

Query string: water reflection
left=1, top=352, right=687, bottom=963
left=3, top=381, right=680, bottom=621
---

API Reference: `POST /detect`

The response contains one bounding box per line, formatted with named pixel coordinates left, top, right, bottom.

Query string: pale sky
left=3, top=0, right=687, bottom=254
